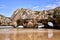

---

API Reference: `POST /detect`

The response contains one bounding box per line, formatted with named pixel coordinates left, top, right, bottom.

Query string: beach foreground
left=0, top=28, right=60, bottom=40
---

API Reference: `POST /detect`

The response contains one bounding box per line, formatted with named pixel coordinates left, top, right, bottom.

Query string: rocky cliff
left=11, top=7, right=60, bottom=28
left=0, top=7, right=60, bottom=28
left=0, top=14, right=12, bottom=26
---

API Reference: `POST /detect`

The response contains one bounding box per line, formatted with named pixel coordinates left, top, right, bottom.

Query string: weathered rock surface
left=0, top=6, right=60, bottom=28
left=0, top=14, right=12, bottom=26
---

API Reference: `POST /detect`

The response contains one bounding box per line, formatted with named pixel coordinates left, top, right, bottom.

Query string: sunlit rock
left=48, top=22, right=54, bottom=27
left=38, top=23, right=44, bottom=28
left=18, top=25, right=24, bottom=28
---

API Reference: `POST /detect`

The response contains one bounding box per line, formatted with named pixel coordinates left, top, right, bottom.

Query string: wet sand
left=0, top=28, right=60, bottom=40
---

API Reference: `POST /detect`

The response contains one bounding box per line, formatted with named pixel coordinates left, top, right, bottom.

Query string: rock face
left=0, top=6, right=60, bottom=28
left=0, top=14, right=12, bottom=26
left=11, top=7, right=60, bottom=28
left=11, top=8, right=51, bottom=28
left=11, top=8, right=35, bottom=27
left=11, top=8, right=34, bottom=21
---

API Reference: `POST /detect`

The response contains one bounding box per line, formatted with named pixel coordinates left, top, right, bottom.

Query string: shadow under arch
left=16, top=19, right=24, bottom=26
